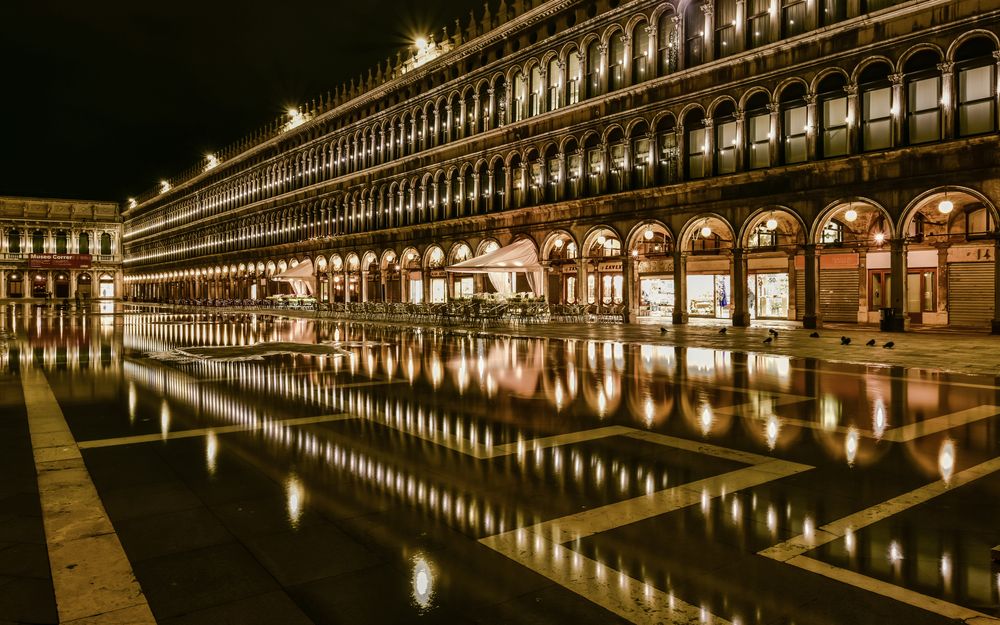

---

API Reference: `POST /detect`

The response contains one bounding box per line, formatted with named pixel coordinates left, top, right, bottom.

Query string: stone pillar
left=672, top=250, right=688, bottom=325
left=886, top=237, right=909, bottom=332
left=622, top=254, right=634, bottom=323
left=767, top=103, right=780, bottom=165
left=857, top=249, right=869, bottom=322
left=576, top=258, right=587, bottom=304
left=994, top=52, right=1000, bottom=133
left=731, top=248, right=751, bottom=327
left=675, top=124, right=687, bottom=181
left=805, top=94, right=818, bottom=161
left=734, top=0, right=746, bottom=54
left=844, top=85, right=859, bottom=154
left=803, top=244, right=822, bottom=329
left=889, top=73, right=904, bottom=147
left=734, top=111, right=746, bottom=171
left=786, top=253, right=797, bottom=320
left=702, top=118, right=715, bottom=178
left=938, top=62, right=955, bottom=141
left=598, top=42, right=610, bottom=95
left=937, top=246, right=949, bottom=323
left=702, top=2, right=715, bottom=64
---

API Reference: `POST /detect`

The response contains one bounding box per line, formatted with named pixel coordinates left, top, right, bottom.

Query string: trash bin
left=879, top=307, right=893, bottom=331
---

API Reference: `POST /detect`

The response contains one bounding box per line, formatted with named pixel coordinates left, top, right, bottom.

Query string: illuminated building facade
left=123, top=0, right=1000, bottom=332
left=1, top=196, right=122, bottom=299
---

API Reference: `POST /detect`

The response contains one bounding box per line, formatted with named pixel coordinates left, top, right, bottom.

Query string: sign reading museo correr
left=27, top=254, right=93, bottom=269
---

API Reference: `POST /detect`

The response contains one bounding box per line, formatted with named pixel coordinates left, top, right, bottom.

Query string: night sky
left=1, top=0, right=486, bottom=202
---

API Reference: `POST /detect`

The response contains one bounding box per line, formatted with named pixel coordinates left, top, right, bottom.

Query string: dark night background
left=1, top=1, right=486, bottom=202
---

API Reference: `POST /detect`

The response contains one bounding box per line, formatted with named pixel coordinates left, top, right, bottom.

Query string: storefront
left=6, top=272, right=23, bottom=297
left=639, top=277, right=674, bottom=317
left=99, top=274, right=115, bottom=298
left=686, top=273, right=731, bottom=318
left=748, top=273, right=790, bottom=319
left=588, top=260, right=623, bottom=306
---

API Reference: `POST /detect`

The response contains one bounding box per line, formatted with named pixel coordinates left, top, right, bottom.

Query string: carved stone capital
left=843, top=84, right=858, bottom=96
left=936, top=61, right=954, bottom=73
left=888, top=73, right=903, bottom=86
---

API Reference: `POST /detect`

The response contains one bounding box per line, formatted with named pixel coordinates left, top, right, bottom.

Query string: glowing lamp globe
left=938, top=199, right=954, bottom=214
left=644, top=228, right=654, bottom=240
left=844, top=208, right=858, bottom=223
left=700, top=225, right=712, bottom=238
left=765, top=217, right=778, bottom=231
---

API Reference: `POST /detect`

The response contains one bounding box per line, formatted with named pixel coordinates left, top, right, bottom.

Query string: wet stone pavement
left=1, top=302, right=999, bottom=625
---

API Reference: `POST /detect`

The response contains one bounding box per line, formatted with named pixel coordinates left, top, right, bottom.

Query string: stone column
left=702, top=2, right=715, bottom=64
left=786, top=253, right=797, bottom=320
left=889, top=73, right=904, bottom=147
left=622, top=254, right=634, bottom=323
left=844, top=85, right=859, bottom=154
left=805, top=94, right=818, bottom=161
left=937, top=246, right=949, bottom=322
left=702, top=118, right=715, bottom=178
left=803, top=244, right=822, bottom=329
left=887, top=237, right=909, bottom=332
left=675, top=124, right=686, bottom=181
left=734, top=0, right=746, bottom=54
left=734, top=111, right=746, bottom=171
left=598, top=42, right=609, bottom=95
left=576, top=258, right=587, bottom=304
left=994, top=52, right=1000, bottom=133
left=672, top=250, right=688, bottom=325
left=767, top=103, right=780, bottom=165
left=731, top=247, right=751, bottom=327
left=938, top=62, right=955, bottom=141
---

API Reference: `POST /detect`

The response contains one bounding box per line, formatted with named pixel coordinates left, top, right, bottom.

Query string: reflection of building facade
left=1, top=197, right=122, bottom=299
left=122, top=1, right=1000, bottom=331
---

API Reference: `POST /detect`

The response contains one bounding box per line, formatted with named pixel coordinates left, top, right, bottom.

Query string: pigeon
left=660, top=327, right=668, bottom=333
left=719, top=327, right=727, bottom=335
left=809, top=331, right=820, bottom=338
left=840, top=336, right=851, bottom=345
left=883, top=341, right=895, bottom=349
left=763, top=337, right=773, bottom=344
left=768, top=329, right=779, bottom=337
left=866, top=339, right=876, bottom=346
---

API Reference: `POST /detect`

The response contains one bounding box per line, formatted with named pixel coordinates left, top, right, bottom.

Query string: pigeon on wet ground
left=883, top=341, right=895, bottom=349
left=809, top=331, right=820, bottom=338
left=841, top=336, right=851, bottom=345
left=660, top=327, right=668, bottom=333
left=763, top=336, right=773, bottom=344
left=866, top=339, right=876, bottom=346
left=719, top=327, right=727, bottom=334
left=768, top=329, right=779, bottom=337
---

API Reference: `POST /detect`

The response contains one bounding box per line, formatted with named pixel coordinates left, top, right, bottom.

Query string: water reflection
left=3, top=305, right=1000, bottom=621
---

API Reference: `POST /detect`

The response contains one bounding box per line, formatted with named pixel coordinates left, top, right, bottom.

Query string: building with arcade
left=122, top=0, right=1000, bottom=332
left=1, top=197, right=122, bottom=300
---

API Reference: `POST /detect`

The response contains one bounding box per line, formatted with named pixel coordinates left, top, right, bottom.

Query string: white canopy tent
left=445, top=239, right=543, bottom=297
left=271, top=258, right=316, bottom=296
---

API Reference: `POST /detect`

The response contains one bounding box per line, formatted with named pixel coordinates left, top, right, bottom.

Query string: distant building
left=0, top=197, right=122, bottom=299
left=122, top=0, right=1000, bottom=332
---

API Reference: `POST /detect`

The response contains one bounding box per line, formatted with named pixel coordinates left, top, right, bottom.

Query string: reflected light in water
left=820, top=394, right=840, bottom=431
left=127, top=382, right=137, bottom=424
left=411, top=555, right=435, bottom=611
left=845, top=427, right=859, bottom=466
left=844, top=527, right=855, bottom=556
left=205, top=430, right=218, bottom=476
left=764, top=415, right=780, bottom=450
left=940, top=552, right=952, bottom=591
left=699, top=402, right=714, bottom=436
left=160, top=400, right=170, bottom=440
left=873, top=398, right=887, bottom=440
left=285, top=473, right=305, bottom=529
left=888, top=540, right=903, bottom=564
left=938, top=439, right=955, bottom=484
left=644, top=398, right=655, bottom=428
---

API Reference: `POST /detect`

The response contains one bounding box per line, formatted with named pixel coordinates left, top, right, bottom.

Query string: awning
left=445, top=239, right=543, bottom=296
left=445, top=239, right=542, bottom=274
left=271, top=259, right=315, bottom=296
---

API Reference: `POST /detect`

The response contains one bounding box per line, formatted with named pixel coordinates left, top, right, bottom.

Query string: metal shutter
left=948, top=263, right=995, bottom=328
left=819, top=269, right=859, bottom=322
left=795, top=272, right=805, bottom=321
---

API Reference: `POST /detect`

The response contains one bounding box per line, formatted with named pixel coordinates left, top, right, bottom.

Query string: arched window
left=685, top=1, right=705, bottom=67
left=859, top=63, right=893, bottom=151
left=585, top=40, right=602, bottom=99
left=745, top=92, right=771, bottom=169
left=657, top=13, right=677, bottom=75
left=955, top=37, right=997, bottom=136
left=608, top=32, right=626, bottom=91
left=716, top=0, right=736, bottom=58
left=100, top=233, right=112, bottom=255
left=547, top=58, right=561, bottom=111
left=714, top=101, right=738, bottom=174
left=529, top=65, right=543, bottom=116
left=685, top=110, right=707, bottom=179
left=817, top=74, right=849, bottom=157
left=904, top=51, right=942, bottom=144
left=780, top=83, right=808, bottom=163
left=632, top=23, right=650, bottom=83
left=821, top=219, right=844, bottom=244
left=656, top=116, right=678, bottom=184
left=566, top=50, right=581, bottom=105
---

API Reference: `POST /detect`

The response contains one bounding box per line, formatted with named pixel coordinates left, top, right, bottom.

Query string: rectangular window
left=658, top=19, right=677, bottom=75
left=959, top=65, right=996, bottom=136
left=783, top=106, right=808, bottom=163
left=716, top=120, right=737, bottom=173
left=862, top=86, right=892, bottom=151
left=567, top=53, right=581, bottom=105
left=687, top=127, right=706, bottom=179
left=822, top=96, right=848, bottom=157
left=716, top=0, right=736, bottom=58
left=56, top=233, right=67, bottom=254
left=821, top=0, right=846, bottom=24
left=747, top=0, right=770, bottom=48
left=8, top=232, right=20, bottom=254
left=587, top=149, right=603, bottom=177
left=32, top=232, right=44, bottom=254
left=907, top=76, right=941, bottom=144
left=782, top=0, right=806, bottom=37
left=870, top=270, right=891, bottom=309
left=659, top=132, right=677, bottom=183
left=633, top=137, right=650, bottom=187
left=749, top=113, right=771, bottom=169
